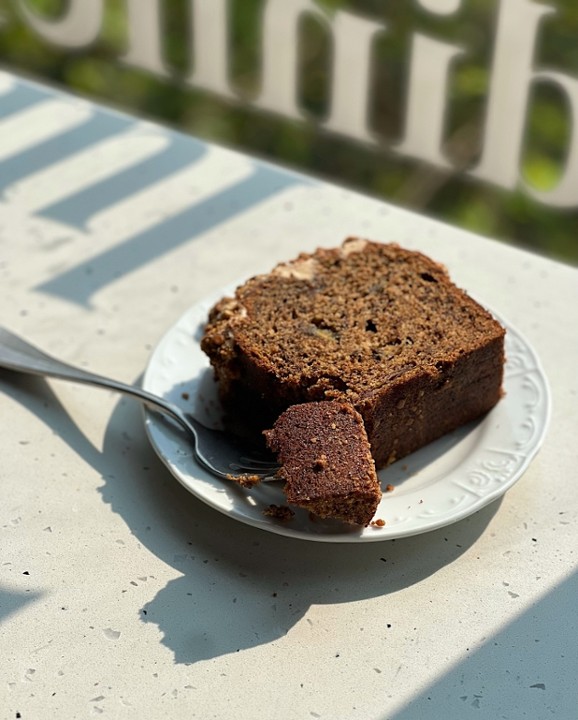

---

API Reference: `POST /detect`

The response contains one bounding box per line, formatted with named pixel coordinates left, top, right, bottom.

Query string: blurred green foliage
left=1, top=0, right=577, bottom=265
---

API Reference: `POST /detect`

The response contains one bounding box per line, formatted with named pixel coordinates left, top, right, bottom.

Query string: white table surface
left=1, top=69, right=577, bottom=720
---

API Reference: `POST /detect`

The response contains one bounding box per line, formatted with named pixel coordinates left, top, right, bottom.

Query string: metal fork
left=0, top=327, right=279, bottom=484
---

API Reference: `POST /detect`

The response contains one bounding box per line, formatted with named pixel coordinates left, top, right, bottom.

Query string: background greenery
left=1, top=0, right=577, bottom=265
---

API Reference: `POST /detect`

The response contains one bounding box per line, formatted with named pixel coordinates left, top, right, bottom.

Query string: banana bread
left=201, top=238, right=505, bottom=469
left=264, top=401, right=381, bottom=526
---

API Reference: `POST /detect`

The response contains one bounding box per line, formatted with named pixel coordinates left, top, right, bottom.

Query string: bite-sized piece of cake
left=264, top=401, right=381, bottom=526
left=201, top=238, right=506, bottom=468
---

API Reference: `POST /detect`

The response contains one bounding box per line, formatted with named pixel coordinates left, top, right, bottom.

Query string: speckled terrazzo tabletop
left=1, top=70, right=577, bottom=720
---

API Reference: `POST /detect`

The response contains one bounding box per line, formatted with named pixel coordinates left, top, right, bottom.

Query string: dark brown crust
left=264, top=401, right=381, bottom=526
left=201, top=238, right=506, bottom=468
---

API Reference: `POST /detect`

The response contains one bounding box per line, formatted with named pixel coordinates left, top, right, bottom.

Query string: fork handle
left=0, top=326, right=189, bottom=429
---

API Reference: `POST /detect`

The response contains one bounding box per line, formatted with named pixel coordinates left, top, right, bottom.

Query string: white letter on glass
left=185, top=0, right=236, bottom=99
left=121, top=0, right=170, bottom=77
left=322, top=12, right=385, bottom=144
left=471, top=0, right=553, bottom=190
left=16, top=0, right=103, bottom=48
left=395, top=33, right=464, bottom=169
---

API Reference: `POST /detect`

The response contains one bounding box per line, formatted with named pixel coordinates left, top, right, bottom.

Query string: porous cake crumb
left=264, top=401, right=381, bottom=526
left=201, top=238, right=505, bottom=469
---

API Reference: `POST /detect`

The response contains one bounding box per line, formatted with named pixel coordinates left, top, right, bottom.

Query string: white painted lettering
left=121, top=0, right=170, bottom=77
left=471, top=0, right=553, bottom=189
left=11, top=0, right=578, bottom=208
left=256, top=0, right=320, bottom=120
left=417, top=0, right=462, bottom=15
left=395, top=33, right=463, bottom=168
left=322, top=13, right=385, bottom=144
left=185, top=0, right=236, bottom=99
left=15, top=0, right=103, bottom=48
left=523, top=69, right=578, bottom=206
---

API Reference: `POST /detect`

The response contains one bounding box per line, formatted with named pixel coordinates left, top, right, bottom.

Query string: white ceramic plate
left=142, top=288, right=551, bottom=543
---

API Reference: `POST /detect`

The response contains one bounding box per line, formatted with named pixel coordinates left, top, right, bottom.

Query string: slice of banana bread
left=201, top=238, right=505, bottom=469
left=264, top=401, right=381, bottom=526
